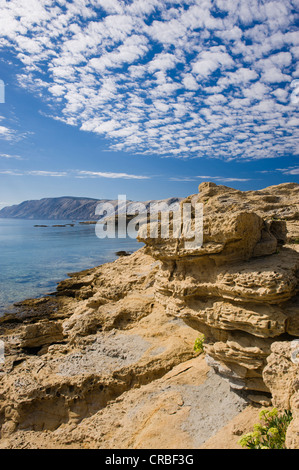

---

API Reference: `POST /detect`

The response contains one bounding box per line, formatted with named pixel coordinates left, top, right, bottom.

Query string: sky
left=0, top=0, right=298, bottom=207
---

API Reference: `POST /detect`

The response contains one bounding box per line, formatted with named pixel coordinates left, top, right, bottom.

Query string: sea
left=0, top=218, right=142, bottom=315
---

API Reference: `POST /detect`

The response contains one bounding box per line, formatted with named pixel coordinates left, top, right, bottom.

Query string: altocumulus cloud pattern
left=0, top=0, right=298, bottom=161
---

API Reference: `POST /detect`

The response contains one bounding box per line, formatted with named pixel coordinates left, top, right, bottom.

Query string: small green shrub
left=194, top=334, right=205, bottom=354
left=238, top=408, right=293, bottom=449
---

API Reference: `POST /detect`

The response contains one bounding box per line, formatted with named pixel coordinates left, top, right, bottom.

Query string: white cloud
left=0, top=168, right=151, bottom=179
left=88, top=34, right=149, bottom=73
left=27, top=170, right=68, bottom=177
left=148, top=53, right=178, bottom=72
left=169, top=176, right=198, bottom=182
left=182, top=73, right=199, bottom=91
left=147, top=18, right=187, bottom=45
left=261, top=67, right=292, bottom=84
left=217, top=68, right=258, bottom=89
left=243, top=82, right=270, bottom=100
left=94, top=0, right=124, bottom=15
left=196, top=175, right=251, bottom=182
left=272, top=88, right=289, bottom=103
left=48, top=84, right=65, bottom=97
left=76, top=170, right=150, bottom=179
left=0, top=125, right=15, bottom=140
left=81, top=118, right=120, bottom=134
left=153, top=101, right=170, bottom=113
left=0, top=169, right=24, bottom=175
left=192, top=48, right=235, bottom=78
left=276, top=166, right=299, bottom=175
left=0, top=0, right=298, bottom=161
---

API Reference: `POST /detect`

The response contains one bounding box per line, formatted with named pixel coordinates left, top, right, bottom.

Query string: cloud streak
left=276, top=166, right=299, bottom=175
left=0, top=153, right=22, bottom=159
left=0, top=168, right=151, bottom=179
left=170, top=175, right=251, bottom=182
left=0, top=125, right=15, bottom=140
left=76, top=170, right=150, bottom=179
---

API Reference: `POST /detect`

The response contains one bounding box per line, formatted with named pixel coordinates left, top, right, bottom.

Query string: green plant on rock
left=194, top=334, right=205, bottom=354
left=238, top=408, right=293, bottom=449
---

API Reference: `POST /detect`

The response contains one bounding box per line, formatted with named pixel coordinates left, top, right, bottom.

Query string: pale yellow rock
left=286, top=391, right=299, bottom=449
left=263, top=341, right=299, bottom=409
left=263, top=341, right=299, bottom=449
left=0, top=357, right=255, bottom=449
left=140, top=183, right=299, bottom=397
left=19, top=322, right=65, bottom=348
left=0, top=182, right=298, bottom=449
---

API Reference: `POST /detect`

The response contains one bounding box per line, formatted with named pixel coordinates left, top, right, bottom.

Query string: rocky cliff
left=0, top=196, right=182, bottom=220
left=139, top=182, right=299, bottom=395
left=0, top=182, right=298, bottom=449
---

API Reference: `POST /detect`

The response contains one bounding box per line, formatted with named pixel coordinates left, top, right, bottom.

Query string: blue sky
left=0, top=0, right=298, bottom=207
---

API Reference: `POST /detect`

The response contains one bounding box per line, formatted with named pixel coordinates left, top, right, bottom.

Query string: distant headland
left=0, top=196, right=182, bottom=221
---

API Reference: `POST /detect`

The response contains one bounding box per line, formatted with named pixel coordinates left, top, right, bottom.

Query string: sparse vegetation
left=238, top=408, right=293, bottom=449
left=194, top=334, right=205, bottom=354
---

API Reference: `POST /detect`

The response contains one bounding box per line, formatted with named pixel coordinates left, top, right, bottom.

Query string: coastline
left=0, top=218, right=141, bottom=315
left=0, top=183, right=298, bottom=449
left=0, top=245, right=258, bottom=449
left=0, top=247, right=139, bottom=319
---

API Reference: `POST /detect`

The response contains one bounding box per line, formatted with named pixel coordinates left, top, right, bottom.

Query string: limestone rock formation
left=138, top=182, right=299, bottom=398
left=0, top=250, right=200, bottom=441
left=263, top=341, right=299, bottom=448
left=0, top=182, right=298, bottom=449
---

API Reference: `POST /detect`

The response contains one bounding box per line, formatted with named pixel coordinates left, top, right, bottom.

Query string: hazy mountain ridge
left=0, top=196, right=182, bottom=220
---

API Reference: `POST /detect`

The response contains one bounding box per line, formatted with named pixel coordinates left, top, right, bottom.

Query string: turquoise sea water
left=0, top=219, right=141, bottom=314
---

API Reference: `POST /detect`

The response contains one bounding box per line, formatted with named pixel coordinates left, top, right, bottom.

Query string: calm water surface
left=0, top=219, right=141, bottom=314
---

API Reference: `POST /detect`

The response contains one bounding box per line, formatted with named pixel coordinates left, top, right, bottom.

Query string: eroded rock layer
left=139, top=182, right=299, bottom=395
left=0, top=250, right=199, bottom=437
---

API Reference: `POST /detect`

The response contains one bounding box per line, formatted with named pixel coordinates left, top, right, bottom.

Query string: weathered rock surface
left=139, top=182, right=299, bottom=398
left=0, top=356, right=263, bottom=449
left=0, top=182, right=298, bottom=448
left=262, top=341, right=299, bottom=448
left=0, top=251, right=198, bottom=435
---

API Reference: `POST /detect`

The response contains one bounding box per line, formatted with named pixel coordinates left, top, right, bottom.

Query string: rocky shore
left=0, top=182, right=298, bottom=449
